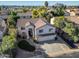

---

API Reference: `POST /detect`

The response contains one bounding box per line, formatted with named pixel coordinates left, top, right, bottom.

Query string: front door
left=28, top=28, right=33, bottom=38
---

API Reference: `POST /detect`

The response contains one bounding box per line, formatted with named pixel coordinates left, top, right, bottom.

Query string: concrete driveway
left=36, top=36, right=70, bottom=57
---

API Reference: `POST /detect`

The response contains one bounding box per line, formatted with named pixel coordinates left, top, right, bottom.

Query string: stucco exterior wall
left=36, top=25, right=55, bottom=36
left=17, top=25, right=35, bottom=39
left=35, top=25, right=56, bottom=41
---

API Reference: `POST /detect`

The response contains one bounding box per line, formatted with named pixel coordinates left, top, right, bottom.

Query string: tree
left=44, top=1, right=48, bottom=7
left=52, top=3, right=66, bottom=16
left=38, top=6, right=47, bottom=17
left=0, top=32, right=15, bottom=54
left=54, top=16, right=79, bottom=42
left=43, top=12, right=52, bottom=22
left=55, top=3, right=66, bottom=9
left=54, top=16, right=65, bottom=28
left=7, top=11, right=19, bottom=28
left=53, top=7, right=65, bottom=16
left=32, top=9, right=39, bottom=18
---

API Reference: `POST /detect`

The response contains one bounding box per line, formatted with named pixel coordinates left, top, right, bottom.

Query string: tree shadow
left=14, top=40, right=49, bottom=58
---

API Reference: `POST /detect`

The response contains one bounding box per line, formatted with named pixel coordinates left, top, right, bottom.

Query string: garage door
left=37, top=35, right=56, bottom=42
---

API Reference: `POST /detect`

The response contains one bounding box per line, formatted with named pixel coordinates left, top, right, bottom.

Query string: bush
left=0, top=32, right=16, bottom=54
left=18, top=40, right=35, bottom=52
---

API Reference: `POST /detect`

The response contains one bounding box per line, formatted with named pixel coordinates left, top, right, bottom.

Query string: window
left=23, top=16, right=26, bottom=18
left=49, top=28, right=53, bottom=32
left=21, top=27, right=25, bottom=30
left=30, top=16, right=32, bottom=18
left=39, top=29, right=43, bottom=33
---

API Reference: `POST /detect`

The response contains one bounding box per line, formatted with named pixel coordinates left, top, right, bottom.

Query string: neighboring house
left=0, top=9, right=9, bottom=15
left=0, top=14, right=8, bottom=20
left=50, top=16, right=79, bottom=27
left=17, top=11, right=32, bottom=19
left=65, top=16, right=79, bottom=25
left=0, top=18, right=6, bottom=42
left=17, top=18, right=56, bottom=42
left=0, top=9, right=9, bottom=20
left=64, top=11, right=70, bottom=16
left=65, top=8, right=79, bottom=16
left=65, top=9, right=75, bottom=16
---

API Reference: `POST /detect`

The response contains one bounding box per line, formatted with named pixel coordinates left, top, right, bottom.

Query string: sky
left=0, top=1, right=79, bottom=6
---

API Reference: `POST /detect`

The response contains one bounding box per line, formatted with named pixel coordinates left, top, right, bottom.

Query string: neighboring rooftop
left=17, top=11, right=32, bottom=16
left=17, top=11, right=32, bottom=19
left=65, top=16, right=79, bottom=25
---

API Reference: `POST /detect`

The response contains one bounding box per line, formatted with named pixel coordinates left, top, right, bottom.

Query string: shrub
left=18, top=40, right=35, bottom=52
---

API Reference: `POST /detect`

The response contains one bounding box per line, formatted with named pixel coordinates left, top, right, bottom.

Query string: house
left=65, top=16, right=79, bottom=25
left=0, top=9, right=9, bottom=21
left=0, top=18, right=7, bottom=42
left=64, top=11, right=70, bottom=16
left=65, top=8, right=79, bottom=16
left=65, top=9, right=75, bottom=16
left=17, top=18, right=56, bottom=42
left=17, top=11, right=32, bottom=19
left=0, top=9, right=9, bottom=15
left=50, top=16, right=79, bottom=27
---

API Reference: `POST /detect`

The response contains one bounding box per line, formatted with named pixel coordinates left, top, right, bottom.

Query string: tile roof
left=25, top=21, right=35, bottom=27
left=34, top=18, right=47, bottom=29
left=65, top=16, right=79, bottom=24
left=66, top=9, right=79, bottom=14
left=17, top=18, right=48, bottom=29
left=17, top=11, right=32, bottom=16
left=17, top=18, right=37, bottom=27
